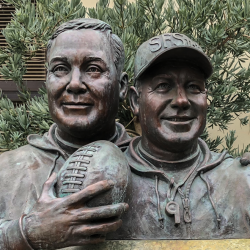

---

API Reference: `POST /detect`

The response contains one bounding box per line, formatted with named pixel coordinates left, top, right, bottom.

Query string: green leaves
left=0, top=91, right=53, bottom=151
left=1, top=0, right=86, bottom=99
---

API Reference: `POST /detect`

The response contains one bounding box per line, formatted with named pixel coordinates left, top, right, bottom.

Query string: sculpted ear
left=129, top=86, right=140, bottom=116
left=119, top=72, right=128, bottom=102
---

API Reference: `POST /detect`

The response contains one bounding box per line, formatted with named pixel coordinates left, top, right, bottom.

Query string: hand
left=23, top=173, right=128, bottom=249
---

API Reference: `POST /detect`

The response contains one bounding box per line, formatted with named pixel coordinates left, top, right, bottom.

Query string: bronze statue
left=0, top=18, right=130, bottom=249
left=108, top=33, right=250, bottom=240
left=1, top=18, right=250, bottom=249
left=56, top=140, right=130, bottom=206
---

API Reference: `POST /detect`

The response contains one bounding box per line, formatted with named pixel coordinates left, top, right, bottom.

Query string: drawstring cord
left=155, top=175, right=164, bottom=228
left=197, top=149, right=231, bottom=230
left=200, top=172, right=221, bottom=229
left=134, top=138, right=231, bottom=231
left=153, top=151, right=229, bottom=230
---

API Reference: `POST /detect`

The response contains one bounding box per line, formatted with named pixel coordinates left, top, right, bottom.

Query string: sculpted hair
left=47, top=18, right=125, bottom=74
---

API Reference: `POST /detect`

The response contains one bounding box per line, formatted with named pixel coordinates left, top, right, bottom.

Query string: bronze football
left=56, top=140, right=130, bottom=207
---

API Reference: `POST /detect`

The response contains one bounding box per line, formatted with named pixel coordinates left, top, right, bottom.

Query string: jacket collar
left=27, top=123, right=68, bottom=160
left=27, top=122, right=131, bottom=159
left=125, top=137, right=230, bottom=179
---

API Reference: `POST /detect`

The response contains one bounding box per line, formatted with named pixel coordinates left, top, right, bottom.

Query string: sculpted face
left=131, top=62, right=207, bottom=153
left=46, top=29, right=122, bottom=139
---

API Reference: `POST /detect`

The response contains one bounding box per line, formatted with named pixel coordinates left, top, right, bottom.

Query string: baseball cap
left=134, top=33, right=213, bottom=81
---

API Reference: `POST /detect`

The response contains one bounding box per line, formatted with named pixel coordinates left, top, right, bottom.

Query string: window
left=0, top=1, right=46, bottom=102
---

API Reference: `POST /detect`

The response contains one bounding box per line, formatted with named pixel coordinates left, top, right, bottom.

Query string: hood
left=125, top=137, right=231, bottom=179
left=27, top=123, right=68, bottom=160
left=125, top=136, right=233, bottom=229
left=27, top=122, right=131, bottom=158
left=114, top=122, right=132, bottom=151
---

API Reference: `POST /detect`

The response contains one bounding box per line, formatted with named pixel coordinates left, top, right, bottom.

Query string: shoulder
left=0, top=144, right=38, bottom=163
left=0, top=142, right=56, bottom=172
left=206, top=152, right=250, bottom=184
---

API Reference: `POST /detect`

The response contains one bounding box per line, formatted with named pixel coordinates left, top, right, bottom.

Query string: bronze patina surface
left=56, top=140, right=131, bottom=207
left=0, top=18, right=130, bottom=249
left=0, top=22, right=250, bottom=249
left=108, top=33, right=250, bottom=240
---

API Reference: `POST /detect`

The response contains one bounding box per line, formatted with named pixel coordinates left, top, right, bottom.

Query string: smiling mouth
left=62, top=102, right=94, bottom=109
left=164, top=117, right=196, bottom=122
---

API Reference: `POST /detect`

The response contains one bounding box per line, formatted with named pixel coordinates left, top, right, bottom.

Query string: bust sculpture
left=0, top=18, right=130, bottom=249
left=0, top=18, right=250, bottom=250
left=109, top=33, right=250, bottom=240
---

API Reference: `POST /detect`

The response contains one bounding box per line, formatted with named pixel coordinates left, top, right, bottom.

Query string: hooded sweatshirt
left=108, top=137, right=250, bottom=240
left=0, top=123, right=130, bottom=249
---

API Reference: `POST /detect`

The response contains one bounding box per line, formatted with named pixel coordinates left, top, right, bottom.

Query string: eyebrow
left=49, top=56, right=68, bottom=65
left=49, top=56, right=108, bottom=68
left=85, top=57, right=108, bottom=68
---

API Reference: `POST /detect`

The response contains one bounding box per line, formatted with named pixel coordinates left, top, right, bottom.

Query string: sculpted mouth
left=164, top=117, right=195, bottom=122
left=62, top=102, right=93, bottom=106
left=62, top=102, right=94, bottom=109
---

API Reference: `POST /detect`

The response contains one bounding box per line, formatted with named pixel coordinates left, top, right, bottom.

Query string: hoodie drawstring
left=200, top=172, right=221, bottom=229
left=153, top=151, right=230, bottom=230
left=155, top=175, right=164, bottom=228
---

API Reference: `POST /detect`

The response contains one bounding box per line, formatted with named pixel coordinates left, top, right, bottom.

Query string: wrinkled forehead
left=48, top=29, right=113, bottom=64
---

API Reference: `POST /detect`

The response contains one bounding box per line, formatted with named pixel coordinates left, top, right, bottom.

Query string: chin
left=54, top=115, right=96, bottom=137
left=159, top=127, right=203, bottom=147
left=62, top=123, right=93, bottom=138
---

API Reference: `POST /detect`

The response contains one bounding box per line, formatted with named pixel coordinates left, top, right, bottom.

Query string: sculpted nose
left=170, top=88, right=191, bottom=110
left=66, top=68, right=87, bottom=94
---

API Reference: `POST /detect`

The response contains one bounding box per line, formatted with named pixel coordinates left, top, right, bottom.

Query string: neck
left=56, top=123, right=117, bottom=150
left=141, top=136, right=199, bottom=162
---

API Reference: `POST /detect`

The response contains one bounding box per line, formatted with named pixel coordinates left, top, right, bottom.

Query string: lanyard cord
left=200, top=172, right=221, bottom=229
left=134, top=138, right=229, bottom=230
left=137, top=143, right=202, bottom=227
left=155, top=175, right=164, bottom=229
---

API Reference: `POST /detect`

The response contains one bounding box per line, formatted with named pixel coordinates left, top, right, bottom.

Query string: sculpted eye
left=188, top=85, right=198, bottom=89
left=155, top=82, right=171, bottom=91
left=87, top=66, right=101, bottom=73
left=57, top=67, right=66, bottom=71
left=53, top=66, right=69, bottom=73
left=187, top=83, right=202, bottom=93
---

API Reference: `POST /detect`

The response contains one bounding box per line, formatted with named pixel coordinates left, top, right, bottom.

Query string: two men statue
left=0, top=18, right=249, bottom=249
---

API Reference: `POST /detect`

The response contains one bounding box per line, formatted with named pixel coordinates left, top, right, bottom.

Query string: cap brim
left=136, top=47, right=213, bottom=80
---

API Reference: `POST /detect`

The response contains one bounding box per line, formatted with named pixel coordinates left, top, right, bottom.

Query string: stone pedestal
left=65, top=239, right=250, bottom=250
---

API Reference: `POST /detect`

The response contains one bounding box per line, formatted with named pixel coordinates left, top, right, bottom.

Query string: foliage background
left=0, top=0, right=250, bottom=155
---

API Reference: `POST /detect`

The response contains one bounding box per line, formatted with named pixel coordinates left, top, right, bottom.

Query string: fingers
left=76, top=203, right=129, bottom=221
left=40, top=172, right=57, bottom=200
left=74, top=219, right=122, bottom=237
left=63, top=180, right=114, bottom=206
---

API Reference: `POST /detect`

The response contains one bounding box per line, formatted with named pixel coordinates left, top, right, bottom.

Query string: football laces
left=61, top=144, right=100, bottom=194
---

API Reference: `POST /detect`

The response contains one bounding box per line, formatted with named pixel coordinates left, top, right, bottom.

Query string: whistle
left=165, top=201, right=181, bottom=224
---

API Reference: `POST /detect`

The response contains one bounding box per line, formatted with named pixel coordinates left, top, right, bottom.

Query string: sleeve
left=0, top=219, right=32, bottom=249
